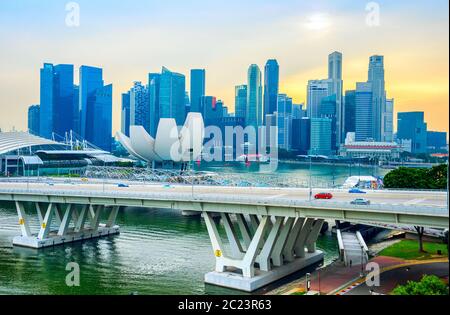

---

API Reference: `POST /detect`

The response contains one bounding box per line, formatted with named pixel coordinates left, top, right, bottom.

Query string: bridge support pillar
left=12, top=201, right=120, bottom=249
left=204, top=212, right=324, bottom=292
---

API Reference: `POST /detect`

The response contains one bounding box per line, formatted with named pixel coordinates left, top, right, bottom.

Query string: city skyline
left=0, top=0, right=448, bottom=135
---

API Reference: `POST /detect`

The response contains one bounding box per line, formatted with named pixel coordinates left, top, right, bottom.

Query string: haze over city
left=0, top=0, right=448, bottom=135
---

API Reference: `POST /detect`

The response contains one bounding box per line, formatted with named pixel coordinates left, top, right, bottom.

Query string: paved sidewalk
left=271, top=256, right=406, bottom=295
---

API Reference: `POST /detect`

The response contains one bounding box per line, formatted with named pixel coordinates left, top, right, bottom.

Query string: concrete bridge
left=0, top=180, right=447, bottom=291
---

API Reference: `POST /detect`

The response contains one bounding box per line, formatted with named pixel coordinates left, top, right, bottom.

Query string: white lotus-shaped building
left=116, top=113, right=205, bottom=163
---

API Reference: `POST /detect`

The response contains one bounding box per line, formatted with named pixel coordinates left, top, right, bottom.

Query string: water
left=0, top=163, right=386, bottom=295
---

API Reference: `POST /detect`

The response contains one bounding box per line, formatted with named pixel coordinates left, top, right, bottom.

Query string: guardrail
left=0, top=186, right=447, bottom=217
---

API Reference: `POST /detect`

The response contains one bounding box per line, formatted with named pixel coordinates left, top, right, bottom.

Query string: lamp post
left=305, top=272, right=311, bottom=292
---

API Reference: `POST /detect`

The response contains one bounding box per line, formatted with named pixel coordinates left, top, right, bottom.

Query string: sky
left=0, top=0, right=448, bottom=136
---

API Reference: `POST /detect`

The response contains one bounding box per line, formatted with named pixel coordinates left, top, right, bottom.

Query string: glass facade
left=355, top=82, right=373, bottom=141
left=246, top=64, right=262, bottom=130
left=263, top=59, right=279, bottom=123
left=121, top=91, right=131, bottom=137
left=190, top=69, right=205, bottom=113
left=28, top=105, right=40, bottom=136
left=235, top=85, right=247, bottom=119
left=148, top=73, right=161, bottom=138
left=91, top=84, right=112, bottom=151
left=397, top=112, right=428, bottom=154
left=129, top=81, right=150, bottom=133
left=159, top=67, right=186, bottom=126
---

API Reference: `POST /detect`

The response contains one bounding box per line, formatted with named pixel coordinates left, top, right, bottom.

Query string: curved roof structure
left=116, top=112, right=205, bottom=163
left=0, top=132, right=65, bottom=155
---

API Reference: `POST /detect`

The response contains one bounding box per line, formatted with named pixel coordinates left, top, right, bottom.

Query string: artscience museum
left=116, top=112, right=205, bottom=166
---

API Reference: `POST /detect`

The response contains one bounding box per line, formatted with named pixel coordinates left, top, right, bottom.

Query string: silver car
left=351, top=198, right=371, bottom=205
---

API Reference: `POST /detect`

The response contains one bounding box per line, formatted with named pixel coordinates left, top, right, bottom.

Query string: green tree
left=383, top=164, right=448, bottom=189
left=392, top=275, right=449, bottom=295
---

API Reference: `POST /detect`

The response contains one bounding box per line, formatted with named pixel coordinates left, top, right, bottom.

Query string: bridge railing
left=0, top=187, right=447, bottom=217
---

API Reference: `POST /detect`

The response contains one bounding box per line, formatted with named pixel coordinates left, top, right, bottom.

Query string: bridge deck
left=0, top=181, right=448, bottom=228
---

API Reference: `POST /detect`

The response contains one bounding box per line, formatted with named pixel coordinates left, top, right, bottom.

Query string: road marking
left=405, top=198, right=427, bottom=205
left=265, top=194, right=286, bottom=199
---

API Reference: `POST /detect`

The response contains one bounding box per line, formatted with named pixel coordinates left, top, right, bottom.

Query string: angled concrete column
left=74, top=205, right=89, bottom=232
left=241, top=216, right=269, bottom=277
left=294, top=218, right=314, bottom=258
left=203, top=211, right=226, bottom=273
left=236, top=213, right=252, bottom=249
left=106, top=206, right=120, bottom=227
left=258, top=216, right=283, bottom=271
left=305, top=219, right=324, bottom=253
left=89, top=205, right=104, bottom=232
left=35, top=203, right=46, bottom=226
left=220, top=213, right=244, bottom=258
left=37, top=203, right=55, bottom=240
left=16, top=201, right=32, bottom=237
left=57, top=204, right=73, bottom=236
left=271, top=217, right=294, bottom=267
left=283, top=217, right=305, bottom=262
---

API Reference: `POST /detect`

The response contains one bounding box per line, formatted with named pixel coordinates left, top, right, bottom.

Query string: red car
left=314, top=192, right=333, bottom=199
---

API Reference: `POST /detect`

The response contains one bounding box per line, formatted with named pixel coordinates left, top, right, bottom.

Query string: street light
left=305, top=272, right=311, bottom=292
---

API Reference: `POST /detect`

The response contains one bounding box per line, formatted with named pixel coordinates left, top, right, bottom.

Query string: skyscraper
left=28, top=105, right=40, bottom=136
left=246, top=64, right=262, bottom=129
left=263, top=59, right=279, bottom=123
left=159, top=67, right=186, bottom=126
left=79, top=65, right=104, bottom=140
left=328, top=51, right=343, bottom=145
left=309, top=118, right=332, bottom=156
left=39, top=63, right=74, bottom=139
left=397, top=112, right=428, bottom=154
left=39, top=63, right=55, bottom=139
left=121, top=91, right=131, bottom=137
left=368, top=55, right=386, bottom=141
left=277, top=94, right=293, bottom=150
left=344, top=90, right=356, bottom=136
left=383, top=98, right=394, bottom=142
left=129, top=81, right=150, bottom=133
left=355, top=82, right=374, bottom=141
left=307, top=79, right=332, bottom=118
left=90, top=84, right=112, bottom=151
left=319, top=94, right=337, bottom=151
left=148, top=73, right=161, bottom=137
left=190, top=69, right=205, bottom=113
left=427, top=131, right=447, bottom=153
left=235, top=85, right=247, bottom=119
left=202, top=96, right=223, bottom=125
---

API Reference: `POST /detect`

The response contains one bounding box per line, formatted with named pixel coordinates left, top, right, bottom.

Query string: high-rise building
left=79, top=65, right=104, bottom=140
left=383, top=98, right=394, bottom=142
left=307, top=79, right=332, bottom=118
left=90, top=84, right=112, bottom=151
left=309, top=117, right=332, bottom=156
left=121, top=91, right=131, bottom=137
left=246, top=64, right=262, bottom=129
left=397, top=112, right=428, bottom=154
left=319, top=94, right=337, bottom=151
left=344, top=90, right=356, bottom=136
left=148, top=73, right=161, bottom=137
left=235, top=85, right=247, bottom=119
left=202, top=96, right=222, bottom=125
left=291, top=117, right=310, bottom=154
left=292, top=103, right=306, bottom=119
left=159, top=67, right=186, bottom=126
left=263, top=59, right=279, bottom=123
left=328, top=51, right=343, bottom=145
left=368, top=55, right=386, bottom=141
left=190, top=69, right=205, bottom=113
left=129, top=81, right=150, bottom=133
left=355, top=82, right=374, bottom=141
left=39, top=63, right=75, bottom=139
left=277, top=94, right=293, bottom=150
left=28, top=105, right=40, bottom=136
left=184, top=91, right=190, bottom=115
left=427, top=131, right=447, bottom=153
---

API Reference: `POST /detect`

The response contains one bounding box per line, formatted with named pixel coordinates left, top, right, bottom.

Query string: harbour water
left=0, top=163, right=389, bottom=295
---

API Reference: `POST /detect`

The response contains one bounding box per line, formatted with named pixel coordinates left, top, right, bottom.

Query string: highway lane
left=0, top=181, right=447, bottom=208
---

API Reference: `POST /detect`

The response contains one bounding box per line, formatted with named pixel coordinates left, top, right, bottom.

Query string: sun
left=305, top=13, right=331, bottom=31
